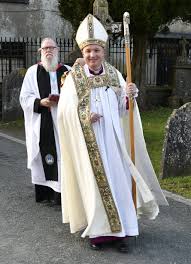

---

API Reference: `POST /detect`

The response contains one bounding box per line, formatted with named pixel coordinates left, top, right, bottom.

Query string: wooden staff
left=123, top=12, right=137, bottom=210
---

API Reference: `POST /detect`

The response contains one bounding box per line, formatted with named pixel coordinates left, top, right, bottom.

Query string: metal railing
left=0, top=37, right=190, bottom=85
left=0, top=37, right=75, bottom=83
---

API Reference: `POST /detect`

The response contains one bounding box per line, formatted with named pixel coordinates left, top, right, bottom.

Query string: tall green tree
left=58, top=0, right=191, bottom=108
left=58, top=0, right=94, bottom=31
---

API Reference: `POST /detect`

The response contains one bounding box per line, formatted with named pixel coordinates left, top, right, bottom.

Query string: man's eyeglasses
left=41, top=46, right=57, bottom=51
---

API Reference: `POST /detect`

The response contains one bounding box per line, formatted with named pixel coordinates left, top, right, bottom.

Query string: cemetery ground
left=0, top=106, right=190, bottom=199
left=141, top=107, right=191, bottom=199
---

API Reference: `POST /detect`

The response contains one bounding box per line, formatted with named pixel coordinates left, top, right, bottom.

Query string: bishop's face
left=82, top=44, right=105, bottom=71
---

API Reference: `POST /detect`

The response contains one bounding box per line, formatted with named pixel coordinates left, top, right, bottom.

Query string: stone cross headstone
left=93, top=0, right=113, bottom=27
left=161, top=102, right=191, bottom=178
left=93, top=0, right=122, bottom=34
left=2, top=68, right=26, bottom=121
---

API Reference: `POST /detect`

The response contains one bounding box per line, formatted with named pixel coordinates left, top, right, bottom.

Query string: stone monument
left=2, top=68, right=26, bottom=121
left=169, top=37, right=191, bottom=107
left=161, top=102, right=191, bottom=178
left=93, top=0, right=122, bottom=35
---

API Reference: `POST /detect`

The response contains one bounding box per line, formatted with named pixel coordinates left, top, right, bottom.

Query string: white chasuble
left=57, top=62, right=168, bottom=238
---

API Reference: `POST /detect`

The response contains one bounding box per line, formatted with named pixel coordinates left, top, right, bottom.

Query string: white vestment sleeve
left=19, top=65, right=41, bottom=169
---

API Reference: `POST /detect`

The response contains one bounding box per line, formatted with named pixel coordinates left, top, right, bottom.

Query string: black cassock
left=33, top=64, right=68, bottom=204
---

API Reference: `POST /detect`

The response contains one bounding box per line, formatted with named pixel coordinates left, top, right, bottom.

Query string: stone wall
left=0, top=0, right=73, bottom=39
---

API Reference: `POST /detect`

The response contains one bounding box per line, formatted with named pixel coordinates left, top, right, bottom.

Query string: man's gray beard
left=41, top=54, right=58, bottom=72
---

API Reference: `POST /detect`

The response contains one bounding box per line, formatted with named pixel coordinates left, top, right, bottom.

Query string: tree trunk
left=132, top=35, right=148, bottom=110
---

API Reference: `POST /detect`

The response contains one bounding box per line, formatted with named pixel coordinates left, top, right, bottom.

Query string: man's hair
left=39, top=37, right=58, bottom=50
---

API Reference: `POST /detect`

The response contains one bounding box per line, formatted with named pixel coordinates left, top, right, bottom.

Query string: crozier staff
left=123, top=11, right=137, bottom=209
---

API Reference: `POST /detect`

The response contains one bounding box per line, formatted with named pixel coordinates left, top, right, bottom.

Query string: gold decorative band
left=87, top=14, right=94, bottom=38
left=71, top=62, right=121, bottom=233
left=79, top=39, right=106, bottom=50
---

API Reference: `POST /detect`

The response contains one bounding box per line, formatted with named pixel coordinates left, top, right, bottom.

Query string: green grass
left=160, top=176, right=191, bottom=199
left=141, top=107, right=172, bottom=176
left=141, top=107, right=191, bottom=199
left=0, top=119, right=24, bottom=129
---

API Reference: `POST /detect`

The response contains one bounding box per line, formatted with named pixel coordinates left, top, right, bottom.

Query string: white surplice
left=20, top=64, right=70, bottom=192
left=57, top=63, right=168, bottom=238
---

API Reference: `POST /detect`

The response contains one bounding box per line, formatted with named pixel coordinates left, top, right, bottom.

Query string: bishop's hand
left=90, top=112, right=103, bottom=123
left=126, top=81, right=138, bottom=98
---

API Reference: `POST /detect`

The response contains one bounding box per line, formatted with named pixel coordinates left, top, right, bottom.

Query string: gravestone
left=161, top=102, right=191, bottom=178
left=93, top=0, right=122, bottom=35
left=2, top=68, right=26, bottom=121
left=169, top=37, right=191, bottom=107
left=93, top=0, right=113, bottom=30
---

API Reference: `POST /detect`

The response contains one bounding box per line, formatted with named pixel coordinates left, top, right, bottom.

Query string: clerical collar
left=38, top=62, right=62, bottom=71
left=89, top=65, right=103, bottom=75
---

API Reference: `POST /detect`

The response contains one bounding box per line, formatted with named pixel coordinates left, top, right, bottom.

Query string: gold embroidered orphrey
left=71, top=62, right=122, bottom=233
left=87, top=14, right=94, bottom=39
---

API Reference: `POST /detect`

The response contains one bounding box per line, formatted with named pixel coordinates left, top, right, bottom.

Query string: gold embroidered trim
left=88, top=62, right=120, bottom=89
left=79, top=39, right=106, bottom=50
left=71, top=62, right=121, bottom=233
left=87, top=14, right=94, bottom=39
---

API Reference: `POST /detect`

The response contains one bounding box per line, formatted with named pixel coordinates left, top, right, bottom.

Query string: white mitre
left=76, top=14, right=108, bottom=50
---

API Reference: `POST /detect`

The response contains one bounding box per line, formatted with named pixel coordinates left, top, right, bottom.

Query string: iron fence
left=145, top=38, right=186, bottom=86
left=109, top=37, right=191, bottom=86
left=0, top=37, right=75, bottom=83
left=0, top=37, right=190, bottom=85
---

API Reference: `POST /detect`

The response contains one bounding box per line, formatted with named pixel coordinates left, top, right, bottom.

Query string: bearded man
left=20, top=38, right=71, bottom=204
